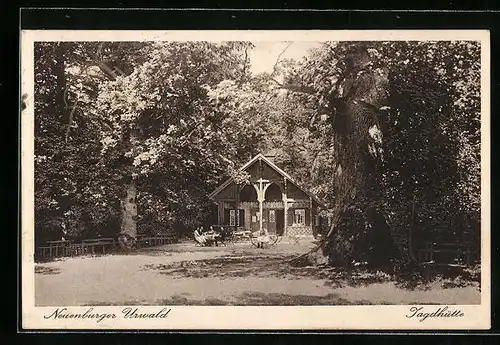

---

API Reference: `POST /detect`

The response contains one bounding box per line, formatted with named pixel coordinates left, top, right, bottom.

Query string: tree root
left=288, top=240, right=329, bottom=267
left=117, top=233, right=137, bottom=251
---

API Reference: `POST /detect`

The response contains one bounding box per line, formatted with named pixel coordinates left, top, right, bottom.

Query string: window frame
left=269, top=209, right=276, bottom=223
left=229, top=209, right=236, bottom=226
left=230, top=209, right=242, bottom=226
left=294, top=209, right=305, bottom=226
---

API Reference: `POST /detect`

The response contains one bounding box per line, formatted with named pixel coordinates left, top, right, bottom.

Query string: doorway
left=275, top=209, right=284, bottom=236
left=267, top=209, right=284, bottom=235
left=267, top=209, right=276, bottom=234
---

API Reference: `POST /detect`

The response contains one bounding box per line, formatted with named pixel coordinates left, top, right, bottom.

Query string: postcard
left=21, top=29, right=490, bottom=330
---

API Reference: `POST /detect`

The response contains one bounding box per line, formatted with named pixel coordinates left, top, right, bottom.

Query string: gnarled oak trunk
left=292, top=45, right=406, bottom=269
left=118, top=181, right=137, bottom=250
left=118, top=127, right=139, bottom=250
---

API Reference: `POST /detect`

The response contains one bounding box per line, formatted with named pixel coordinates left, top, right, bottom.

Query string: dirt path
left=35, top=240, right=480, bottom=306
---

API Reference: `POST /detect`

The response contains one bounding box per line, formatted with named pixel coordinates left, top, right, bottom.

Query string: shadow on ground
left=86, top=293, right=362, bottom=306
left=34, top=266, right=60, bottom=275
left=143, top=252, right=480, bottom=292
left=161, top=292, right=359, bottom=306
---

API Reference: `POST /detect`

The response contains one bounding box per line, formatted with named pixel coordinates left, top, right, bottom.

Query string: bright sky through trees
left=248, top=41, right=322, bottom=74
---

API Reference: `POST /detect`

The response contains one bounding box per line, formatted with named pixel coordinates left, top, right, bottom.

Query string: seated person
left=256, top=230, right=270, bottom=248
left=194, top=227, right=207, bottom=245
left=208, top=225, right=221, bottom=246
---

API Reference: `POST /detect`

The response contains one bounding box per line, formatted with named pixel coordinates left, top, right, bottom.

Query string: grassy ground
left=35, top=239, right=480, bottom=306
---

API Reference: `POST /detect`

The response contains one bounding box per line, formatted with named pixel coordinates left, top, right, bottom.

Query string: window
left=269, top=210, right=276, bottom=223
left=230, top=210, right=236, bottom=226
left=294, top=209, right=305, bottom=225
left=230, top=210, right=242, bottom=226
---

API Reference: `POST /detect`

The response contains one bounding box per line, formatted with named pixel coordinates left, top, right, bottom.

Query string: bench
left=45, top=240, right=73, bottom=258
left=64, top=243, right=87, bottom=256
left=82, top=238, right=116, bottom=254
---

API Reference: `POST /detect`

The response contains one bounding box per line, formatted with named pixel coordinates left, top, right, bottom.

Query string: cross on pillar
left=283, top=177, right=288, bottom=237
left=259, top=158, right=263, bottom=233
left=255, top=178, right=271, bottom=235
left=259, top=180, right=263, bottom=233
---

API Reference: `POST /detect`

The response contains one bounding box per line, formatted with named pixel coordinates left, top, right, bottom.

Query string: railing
left=82, top=238, right=116, bottom=254
left=136, top=234, right=178, bottom=247
left=38, top=240, right=79, bottom=259
left=35, top=234, right=178, bottom=261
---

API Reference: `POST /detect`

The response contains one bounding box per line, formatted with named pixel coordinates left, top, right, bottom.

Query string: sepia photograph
left=21, top=30, right=490, bottom=329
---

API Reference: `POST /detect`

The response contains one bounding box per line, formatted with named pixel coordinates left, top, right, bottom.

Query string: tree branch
left=63, top=84, right=69, bottom=108
left=178, top=120, right=207, bottom=146
left=270, top=78, right=316, bottom=95
left=272, top=42, right=293, bottom=75
left=74, top=109, right=114, bottom=131
left=238, top=46, right=249, bottom=85
left=64, top=99, right=80, bottom=142
left=64, top=64, right=92, bottom=142
left=65, top=44, right=127, bottom=142
left=218, top=153, right=235, bottom=166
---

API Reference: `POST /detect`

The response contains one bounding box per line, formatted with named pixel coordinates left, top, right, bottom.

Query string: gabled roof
left=209, top=153, right=325, bottom=208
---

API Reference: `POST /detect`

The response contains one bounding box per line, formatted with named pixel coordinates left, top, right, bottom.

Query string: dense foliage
left=277, top=41, right=481, bottom=268
left=33, top=40, right=481, bottom=269
left=34, top=41, right=262, bottom=245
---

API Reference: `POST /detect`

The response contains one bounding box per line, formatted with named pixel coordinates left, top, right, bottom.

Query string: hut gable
left=246, top=161, right=260, bottom=183
left=287, top=183, right=309, bottom=200
left=262, top=162, right=282, bottom=181
left=215, top=181, right=237, bottom=200
left=209, top=153, right=324, bottom=207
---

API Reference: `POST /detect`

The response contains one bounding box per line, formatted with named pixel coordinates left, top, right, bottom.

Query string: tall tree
left=34, top=41, right=257, bottom=245
left=92, top=42, right=255, bottom=244
left=277, top=41, right=481, bottom=269
left=34, top=42, right=147, bottom=245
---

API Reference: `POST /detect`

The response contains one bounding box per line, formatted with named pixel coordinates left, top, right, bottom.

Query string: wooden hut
left=208, top=153, right=325, bottom=237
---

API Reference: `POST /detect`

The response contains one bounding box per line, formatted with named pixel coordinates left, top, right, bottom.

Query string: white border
left=21, top=30, right=491, bottom=330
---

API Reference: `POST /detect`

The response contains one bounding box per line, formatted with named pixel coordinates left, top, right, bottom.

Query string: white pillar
left=283, top=178, right=288, bottom=237
left=309, top=196, right=313, bottom=236
left=283, top=198, right=288, bottom=237
left=259, top=180, right=263, bottom=233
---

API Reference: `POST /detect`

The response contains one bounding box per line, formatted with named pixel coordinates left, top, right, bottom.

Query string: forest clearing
left=35, top=238, right=480, bottom=306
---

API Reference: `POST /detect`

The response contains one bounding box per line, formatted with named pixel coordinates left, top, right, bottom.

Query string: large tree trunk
left=118, top=128, right=139, bottom=250
left=119, top=180, right=137, bottom=249
left=118, top=180, right=138, bottom=250
left=121, top=181, right=137, bottom=236
left=292, top=45, right=400, bottom=269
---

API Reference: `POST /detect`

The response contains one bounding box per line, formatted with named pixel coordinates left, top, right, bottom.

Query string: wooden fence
left=415, top=242, right=479, bottom=266
left=36, top=234, right=178, bottom=261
